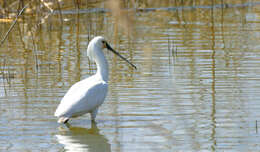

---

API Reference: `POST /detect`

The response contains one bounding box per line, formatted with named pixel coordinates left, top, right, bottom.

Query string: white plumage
left=54, top=36, right=136, bottom=123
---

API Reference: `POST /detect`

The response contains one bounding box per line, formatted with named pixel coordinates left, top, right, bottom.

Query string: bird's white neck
left=95, top=50, right=109, bottom=82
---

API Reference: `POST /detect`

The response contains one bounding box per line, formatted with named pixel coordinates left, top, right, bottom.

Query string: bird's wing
left=54, top=79, right=108, bottom=117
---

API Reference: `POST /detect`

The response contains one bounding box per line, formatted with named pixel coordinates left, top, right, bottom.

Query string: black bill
left=106, top=43, right=137, bottom=69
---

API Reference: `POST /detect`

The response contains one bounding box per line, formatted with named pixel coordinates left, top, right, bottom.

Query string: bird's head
left=87, top=36, right=137, bottom=69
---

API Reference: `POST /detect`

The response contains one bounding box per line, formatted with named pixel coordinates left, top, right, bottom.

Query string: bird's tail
left=57, top=117, right=69, bottom=124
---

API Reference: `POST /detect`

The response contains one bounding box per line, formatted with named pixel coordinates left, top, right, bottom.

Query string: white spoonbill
left=54, top=36, right=136, bottom=124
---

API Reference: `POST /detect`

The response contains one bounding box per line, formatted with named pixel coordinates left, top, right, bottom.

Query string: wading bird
left=54, top=36, right=136, bottom=124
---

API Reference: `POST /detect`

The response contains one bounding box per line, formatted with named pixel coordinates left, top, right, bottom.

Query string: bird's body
left=54, top=75, right=108, bottom=123
left=54, top=36, right=136, bottom=124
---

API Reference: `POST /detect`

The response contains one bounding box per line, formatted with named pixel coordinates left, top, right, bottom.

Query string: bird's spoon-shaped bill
left=105, top=43, right=137, bottom=69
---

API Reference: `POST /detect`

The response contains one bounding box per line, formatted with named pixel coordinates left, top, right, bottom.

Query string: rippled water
left=1, top=1, right=260, bottom=152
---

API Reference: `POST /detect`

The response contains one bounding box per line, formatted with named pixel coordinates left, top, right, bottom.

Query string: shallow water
left=1, top=1, right=260, bottom=151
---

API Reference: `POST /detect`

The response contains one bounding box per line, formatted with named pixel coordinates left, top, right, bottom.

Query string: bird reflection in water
left=56, top=122, right=111, bottom=152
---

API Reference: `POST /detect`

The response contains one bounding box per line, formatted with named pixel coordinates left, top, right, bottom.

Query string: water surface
left=0, top=1, right=260, bottom=151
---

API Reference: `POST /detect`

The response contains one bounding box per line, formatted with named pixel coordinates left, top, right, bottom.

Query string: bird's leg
left=91, top=108, right=99, bottom=122
left=91, top=121, right=98, bottom=129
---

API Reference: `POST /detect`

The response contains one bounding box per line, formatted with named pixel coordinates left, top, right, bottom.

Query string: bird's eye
left=102, top=40, right=105, bottom=44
